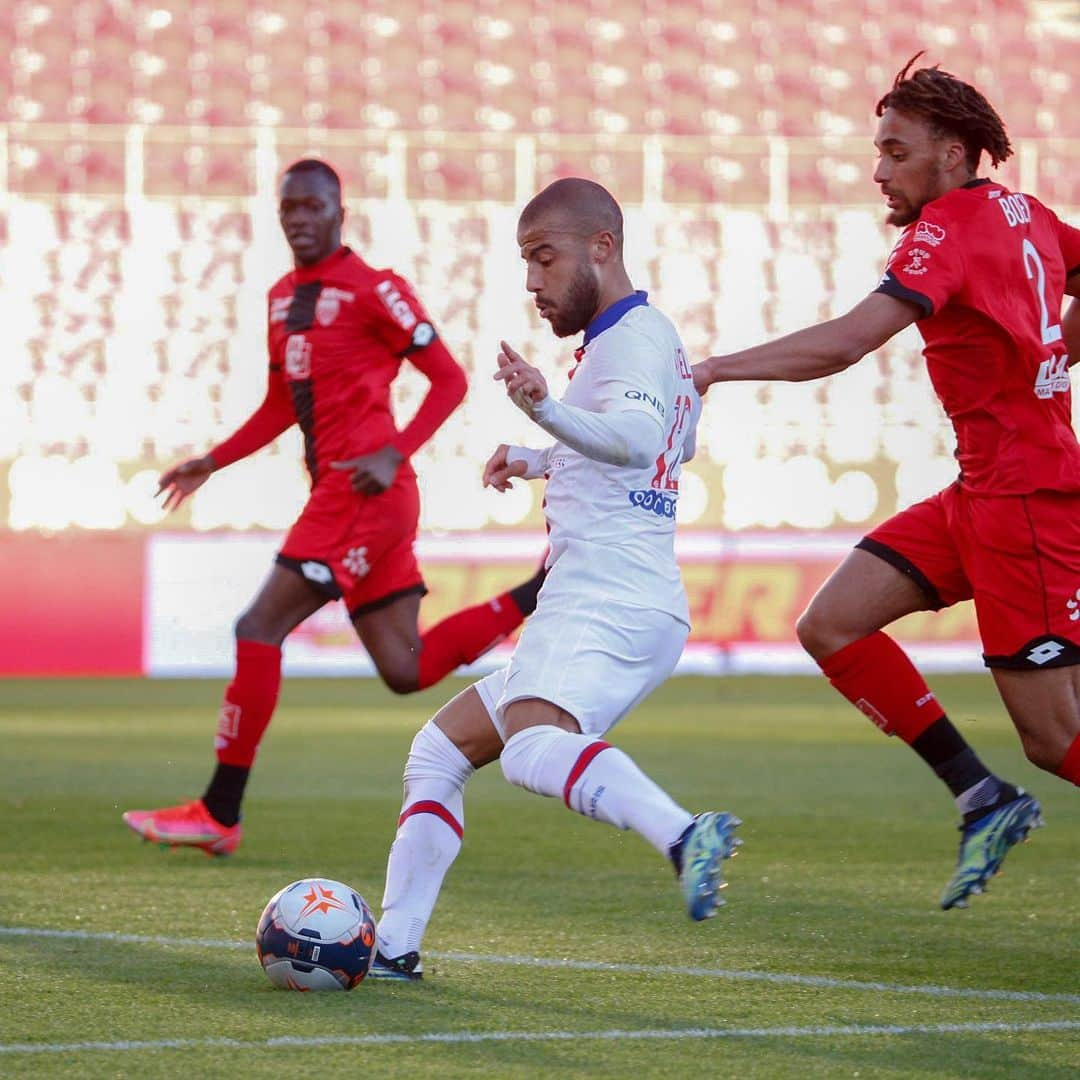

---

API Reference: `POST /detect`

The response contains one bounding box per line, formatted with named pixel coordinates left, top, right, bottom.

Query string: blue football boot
left=671, top=811, right=743, bottom=921
left=940, top=792, right=1043, bottom=910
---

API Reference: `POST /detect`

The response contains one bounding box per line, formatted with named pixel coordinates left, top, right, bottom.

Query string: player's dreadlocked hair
left=875, top=53, right=1012, bottom=170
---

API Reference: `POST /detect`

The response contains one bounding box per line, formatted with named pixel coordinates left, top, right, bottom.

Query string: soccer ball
left=256, top=878, right=377, bottom=991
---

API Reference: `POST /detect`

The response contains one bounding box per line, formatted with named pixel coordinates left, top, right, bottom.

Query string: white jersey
left=539, top=298, right=698, bottom=626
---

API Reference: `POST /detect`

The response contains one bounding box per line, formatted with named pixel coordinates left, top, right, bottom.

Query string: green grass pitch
left=0, top=675, right=1077, bottom=1078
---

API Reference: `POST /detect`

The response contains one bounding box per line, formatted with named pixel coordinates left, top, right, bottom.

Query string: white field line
left=3, top=1020, right=1080, bottom=1056
left=2, top=925, right=1079, bottom=1005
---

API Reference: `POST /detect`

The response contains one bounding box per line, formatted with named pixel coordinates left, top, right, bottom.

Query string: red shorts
left=861, top=482, right=1080, bottom=669
left=277, top=473, right=426, bottom=617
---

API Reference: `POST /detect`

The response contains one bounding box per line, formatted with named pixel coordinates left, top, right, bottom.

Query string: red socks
left=417, top=591, right=526, bottom=690
left=819, top=631, right=945, bottom=744
left=215, top=639, right=282, bottom=767
left=1058, top=733, right=1080, bottom=785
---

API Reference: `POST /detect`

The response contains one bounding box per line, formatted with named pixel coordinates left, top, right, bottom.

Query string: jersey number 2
left=1022, top=239, right=1063, bottom=346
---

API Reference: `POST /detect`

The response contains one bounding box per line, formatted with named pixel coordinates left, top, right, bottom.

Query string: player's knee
left=796, top=606, right=836, bottom=662
left=1017, top=729, right=1062, bottom=773
left=234, top=610, right=277, bottom=644
left=500, top=727, right=547, bottom=791
left=378, top=659, right=420, bottom=695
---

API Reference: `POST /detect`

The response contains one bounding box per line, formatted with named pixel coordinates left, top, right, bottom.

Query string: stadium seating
left=1, top=0, right=1077, bottom=532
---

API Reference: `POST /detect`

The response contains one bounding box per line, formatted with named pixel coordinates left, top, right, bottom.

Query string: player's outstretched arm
left=158, top=369, right=295, bottom=512
left=157, top=455, right=216, bottom=512
left=693, top=292, right=919, bottom=392
left=203, top=368, right=296, bottom=471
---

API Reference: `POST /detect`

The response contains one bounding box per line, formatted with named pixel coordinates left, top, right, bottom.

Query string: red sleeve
left=208, top=364, right=295, bottom=469
left=874, top=211, right=964, bottom=318
left=390, top=337, right=468, bottom=458
left=366, top=272, right=437, bottom=355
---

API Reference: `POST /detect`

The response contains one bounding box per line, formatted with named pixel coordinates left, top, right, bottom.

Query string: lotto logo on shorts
left=1027, top=641, right=1065, bottom=665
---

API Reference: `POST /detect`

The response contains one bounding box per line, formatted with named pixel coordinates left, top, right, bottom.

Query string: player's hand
left=331, top=445, right=404, bottom=495
left=157, top=454, right=216, bottom=512
left=482, top=444, right=528, bottom=492
left=495, top=341, right=548, bottom=413
left=691, top=359, right=715, bottom=397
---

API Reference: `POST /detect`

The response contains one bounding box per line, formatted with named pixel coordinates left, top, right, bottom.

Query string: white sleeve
left=531, top=395, right=664, bottom=467
left=505, top=444, right=552, bottom=479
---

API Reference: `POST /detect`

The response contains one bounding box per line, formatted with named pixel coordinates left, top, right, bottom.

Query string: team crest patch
left=315, top=287, right=355, bottom=327
left=914, top=221, right=945, bottom=246
left=217, top=703, right=241, bottom=740
left=285, top=334, right=312, bottom=378
left=901, top=248, right=931, bottom=275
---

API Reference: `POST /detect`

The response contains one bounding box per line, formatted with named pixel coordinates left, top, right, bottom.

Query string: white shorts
left=474, top=594, right=689, bottom=741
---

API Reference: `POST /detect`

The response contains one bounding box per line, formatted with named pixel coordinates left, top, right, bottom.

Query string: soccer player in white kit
left=368, top=179, right=742, bottom=980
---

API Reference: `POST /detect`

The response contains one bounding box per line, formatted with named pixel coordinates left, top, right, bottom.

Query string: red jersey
left=210, top=246, right=466, bottom=487
left=876, top=180, right=1080, bottom=495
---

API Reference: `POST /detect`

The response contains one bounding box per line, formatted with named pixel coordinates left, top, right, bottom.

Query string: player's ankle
left=960, top=781, right=1018, bottom=825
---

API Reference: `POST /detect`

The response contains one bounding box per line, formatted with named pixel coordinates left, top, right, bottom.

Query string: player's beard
left=547, top=262, right=601, bottom=338
left=887, top=165, right=943, bottom=227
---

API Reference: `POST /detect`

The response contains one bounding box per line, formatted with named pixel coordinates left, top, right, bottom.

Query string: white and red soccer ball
left=256, top=878, right=376, bottom=991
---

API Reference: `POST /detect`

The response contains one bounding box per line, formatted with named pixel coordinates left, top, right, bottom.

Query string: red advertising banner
left=0, top=531, right=144, bottom=676
left=0, top=530, right=983, bottom=677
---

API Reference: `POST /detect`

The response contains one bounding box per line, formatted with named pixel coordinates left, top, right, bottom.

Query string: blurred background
left=1, top=0, right=1077, bottom=677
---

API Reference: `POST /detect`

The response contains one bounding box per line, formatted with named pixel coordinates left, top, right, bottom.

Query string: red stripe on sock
left=563, top=741, right=612, bottom=807
left=398, top=800, right=463, bottom=839
left=1058, top=733, right=1080, bottom=786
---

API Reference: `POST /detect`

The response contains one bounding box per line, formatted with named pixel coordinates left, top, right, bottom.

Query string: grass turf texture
left=0, top=675, right=1076, bottom=1078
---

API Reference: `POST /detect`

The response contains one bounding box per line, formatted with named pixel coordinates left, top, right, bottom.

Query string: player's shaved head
left=283, top=158, right=342, bottom=199
left=519, top=178, right=623, bottom=252
left=516, top=178, right=634, bottom=338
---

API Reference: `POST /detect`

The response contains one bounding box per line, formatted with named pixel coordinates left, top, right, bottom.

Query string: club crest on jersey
left=285, top=334, right=312, bottom=379
left=315, top=287, right=355, bottom=327
left=913, top=221, right=946, bottom=247
left=901, top=248, right=931, bottom=276
left=375, top=279, right=418, bottom=331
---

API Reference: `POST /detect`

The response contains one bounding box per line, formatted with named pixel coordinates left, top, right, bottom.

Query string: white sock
left=378, top=721, right=473, bottom=957
left=500, top=725, right=694, bottom=857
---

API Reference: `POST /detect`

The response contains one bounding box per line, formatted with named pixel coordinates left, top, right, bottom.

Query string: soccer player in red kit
left=123, top=160, right=544, bottom=855
left=694, top=57, right=1080, bottom=908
